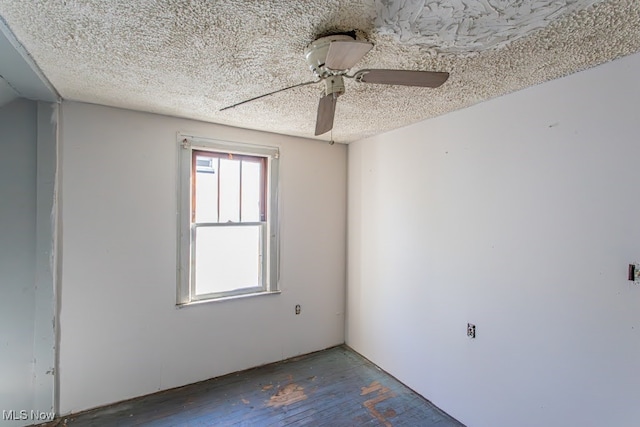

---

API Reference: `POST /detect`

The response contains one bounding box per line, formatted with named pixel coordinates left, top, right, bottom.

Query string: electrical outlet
left=467, top=323, right=476, bottom=338
left=295, top=304, right=301, bottom=315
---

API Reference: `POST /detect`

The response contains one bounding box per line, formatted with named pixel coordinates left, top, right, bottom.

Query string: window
left=177, top=135, right=279, bottom=304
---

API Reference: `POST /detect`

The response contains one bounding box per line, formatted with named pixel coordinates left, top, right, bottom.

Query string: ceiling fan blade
left=220, top=80, right=320, bottom=111
left=315, top=93, right=337, bottom=136
left=354, top=69, right=449, bottom=88
left=325, top=40, right=373, bottom=70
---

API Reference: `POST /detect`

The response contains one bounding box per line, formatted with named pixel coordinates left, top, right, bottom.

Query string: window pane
left=219, top=158, right=240, bottom=223
left=194, top=156, right=218, bottom=222
left=241, top=160, right=261, bottom=222
left=194, top=225, right=262, bottom=295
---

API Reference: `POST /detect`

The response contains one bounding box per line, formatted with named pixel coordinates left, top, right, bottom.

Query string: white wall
left=347, top=52, right=640, bottom=427
left=0, top=99, right=37, bottom=426
left=58, top=102, right=347, bottom=413
left=0, top=99, right=56, bottom=426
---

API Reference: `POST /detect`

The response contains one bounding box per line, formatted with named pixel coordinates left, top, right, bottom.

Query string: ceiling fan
left=220, top=34, right=450, bottom=136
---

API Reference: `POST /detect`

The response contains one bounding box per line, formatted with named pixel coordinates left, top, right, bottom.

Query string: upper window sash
left=191, top=149, right=267, bottom=224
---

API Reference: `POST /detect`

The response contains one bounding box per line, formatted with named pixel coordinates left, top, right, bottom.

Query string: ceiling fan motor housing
left=305, top=34, right=355, bottom=77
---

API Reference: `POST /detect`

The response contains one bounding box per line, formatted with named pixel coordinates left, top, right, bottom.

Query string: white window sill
left=176, top=290, right=281, bottom=308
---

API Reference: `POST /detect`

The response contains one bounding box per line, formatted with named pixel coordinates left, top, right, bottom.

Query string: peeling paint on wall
left=49, top=103, right=58, bottom=275
left=369, top=0, right=603, bottom=54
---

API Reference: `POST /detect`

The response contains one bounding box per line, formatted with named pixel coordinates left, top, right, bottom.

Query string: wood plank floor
left=40, top=346, right=464, bottom=426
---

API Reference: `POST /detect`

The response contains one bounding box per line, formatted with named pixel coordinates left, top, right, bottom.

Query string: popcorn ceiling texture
left=0, top=0, right=638, bottom=143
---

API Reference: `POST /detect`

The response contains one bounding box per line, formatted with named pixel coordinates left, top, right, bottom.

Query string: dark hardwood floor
left=39, top=346, right=463, bottom=426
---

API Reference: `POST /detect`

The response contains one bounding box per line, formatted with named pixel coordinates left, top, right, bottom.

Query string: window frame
left=177, top=134, right=280, bottom=306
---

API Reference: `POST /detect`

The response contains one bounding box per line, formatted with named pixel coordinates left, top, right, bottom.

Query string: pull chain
left=330, top=128, right=335, bottom=145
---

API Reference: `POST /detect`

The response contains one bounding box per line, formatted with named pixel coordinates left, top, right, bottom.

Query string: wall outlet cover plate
left=467, top=323, right=476, bottom=338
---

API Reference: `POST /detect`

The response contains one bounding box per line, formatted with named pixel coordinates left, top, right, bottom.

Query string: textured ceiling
left=0, top=0, right=638, bottom=143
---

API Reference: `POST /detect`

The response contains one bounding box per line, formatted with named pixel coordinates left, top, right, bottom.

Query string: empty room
left=1, top=1, right=639, bottom=426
